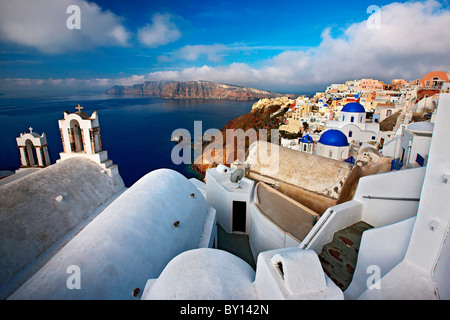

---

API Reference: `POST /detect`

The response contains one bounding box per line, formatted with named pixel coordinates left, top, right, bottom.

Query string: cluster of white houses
left=281, top=100, right=385, bottom=162
left=281, top=71, right=449, bottom=168
left=0, top=80, right=448, bottom=301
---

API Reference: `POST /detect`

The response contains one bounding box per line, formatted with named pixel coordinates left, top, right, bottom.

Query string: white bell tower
left=299, top=134, right=314, bottom=154
left=57, top=105, right=119, bottom=178
left=16, top=127, right=51, bottom=168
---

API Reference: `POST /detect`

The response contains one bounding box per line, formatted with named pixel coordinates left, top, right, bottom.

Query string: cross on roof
left=75, top=104, right=83, bottom=112
left=29, top=127, right=33, bottom=133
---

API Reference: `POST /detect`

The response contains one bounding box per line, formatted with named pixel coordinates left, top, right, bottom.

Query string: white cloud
left=0, top=0, right=131, bottom=54
left=143, top=0, right=450, bottom=91
left=0, top=75, right=147, bottom=94
left=176, top=44, right=229, bottom=62
left=2, top=0, right=449, bottom=93
left=159, top=43, right=309, bottom=63
left=138, top=13, right=181, bottom=48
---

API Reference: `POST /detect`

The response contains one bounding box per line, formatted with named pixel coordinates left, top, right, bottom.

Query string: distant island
left=105, top=80, right=285, bottom=101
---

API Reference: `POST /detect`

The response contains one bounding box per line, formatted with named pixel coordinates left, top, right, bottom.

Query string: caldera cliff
left=106, top=80, right=284, bottom=101
left=190, top=96, right=295, bottom=178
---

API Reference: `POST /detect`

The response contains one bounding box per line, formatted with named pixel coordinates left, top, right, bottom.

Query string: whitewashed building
left=316, top=129, right=350, bottom=161
left=326, top=102, right=380, bottom=144
left=9, top=169, right=216, bottom=300
left=381, top=121, right=433, bottom=168
left=144, top=88, right=450, bottom=300
left=4, top=91, right=450, bottom=300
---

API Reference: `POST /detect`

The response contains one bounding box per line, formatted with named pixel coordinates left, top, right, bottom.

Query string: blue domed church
left=316, top=129, right=350, bottom=160
left=299, top=134, right=314, bottom=154
left=325, top=102, right=381, bottom=144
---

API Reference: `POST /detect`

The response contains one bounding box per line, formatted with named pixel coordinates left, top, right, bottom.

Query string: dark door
left=232, top=201, right=246, bottom=233
left=400, top=147, right=406, bottom=163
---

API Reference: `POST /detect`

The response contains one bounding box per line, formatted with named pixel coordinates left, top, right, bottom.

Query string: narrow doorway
left=232, top=201, right=247, bottom=233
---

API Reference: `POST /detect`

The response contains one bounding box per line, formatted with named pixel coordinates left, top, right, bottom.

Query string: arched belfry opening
left=57, top=105, right=119, bottom=179
left=16, top=127, right=51, bottom=168
left=69, top=119, right=85, bottom=153
left=25, top=139, right=38, bottom=166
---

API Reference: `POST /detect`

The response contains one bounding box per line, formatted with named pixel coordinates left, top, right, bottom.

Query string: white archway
left=16, top=129, right=51, bottom=168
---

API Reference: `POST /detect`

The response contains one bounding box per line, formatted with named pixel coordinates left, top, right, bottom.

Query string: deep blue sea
left=0, top=94, right=253, bottom=187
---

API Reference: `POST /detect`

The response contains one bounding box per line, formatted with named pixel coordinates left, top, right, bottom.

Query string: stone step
left=318, top=221, right=373, bottom=290
left=100, top=159, right=113, bottom=169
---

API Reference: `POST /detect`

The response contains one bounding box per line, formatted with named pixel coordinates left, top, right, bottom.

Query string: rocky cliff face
left=251, top=96, right=294, bottom=111
left=106, top=80, right=172, bottom=96
left=190, top=96, right=290, bottom=178
left=106, top=80, right=284, bottom=101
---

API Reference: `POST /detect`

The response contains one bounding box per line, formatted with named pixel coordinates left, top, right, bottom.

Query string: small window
left=275, top=261, right=284, bottom=279
left=349, top=130, right=353, bottom=138
left=416, top=153, right=425, bottom=167
left=372, top=136, right=376, bottom=140
left=351, top=116, right=354, bottom=122
left=329, top=150, right=333, bottom=158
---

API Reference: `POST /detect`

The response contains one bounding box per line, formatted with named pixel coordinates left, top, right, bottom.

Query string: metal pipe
left=363, top=195, right=420, bottom=201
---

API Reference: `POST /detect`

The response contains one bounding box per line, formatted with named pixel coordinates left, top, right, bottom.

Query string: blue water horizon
left=0, top=93, right=253, bottom=187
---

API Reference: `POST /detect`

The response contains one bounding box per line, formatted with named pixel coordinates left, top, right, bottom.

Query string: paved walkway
left=217, top=225, right=256, bottom=270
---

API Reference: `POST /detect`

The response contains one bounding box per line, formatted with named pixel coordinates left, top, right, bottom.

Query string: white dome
left=0, top=157, right=124, bottom=291
left=142, top=248, right=257, bottom=300
left=10, top=169, right=209, bottom=300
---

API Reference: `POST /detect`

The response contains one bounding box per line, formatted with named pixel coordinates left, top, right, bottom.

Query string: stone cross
left=29, top=127, right=33, bottom=133
left=75, top=104, right=83, bottom=112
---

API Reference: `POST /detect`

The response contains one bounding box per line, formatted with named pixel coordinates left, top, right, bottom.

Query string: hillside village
left=0, top=70, right=448, bottom=301
left=245, top=71, right=448, bottom=176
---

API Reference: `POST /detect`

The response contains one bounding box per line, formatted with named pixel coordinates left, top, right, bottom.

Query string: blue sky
left=0, top=0, right=449, bottom=94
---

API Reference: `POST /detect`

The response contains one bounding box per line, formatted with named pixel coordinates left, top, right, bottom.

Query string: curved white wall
left=249, top=204, right=299, bottom=259
left=344, top=217, right=416, bottom=300
left=9, top=169, right=209, bottom=300
left=354, top=167, right=426, bottom=227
